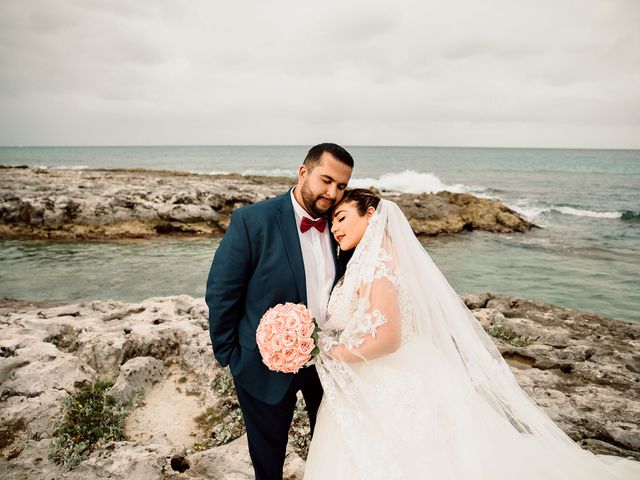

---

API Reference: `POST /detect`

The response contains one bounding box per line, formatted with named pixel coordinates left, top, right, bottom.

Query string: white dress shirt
left=290, top=187, right=335, bottom=326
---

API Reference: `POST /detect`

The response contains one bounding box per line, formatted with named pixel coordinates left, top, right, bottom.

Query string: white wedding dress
left=303, top=199, right=640, bottom=480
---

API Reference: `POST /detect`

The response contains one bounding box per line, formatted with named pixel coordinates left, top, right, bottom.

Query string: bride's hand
left=327, top=344, right=348, bottom=361
left=327, top=344, right=364, bottom=363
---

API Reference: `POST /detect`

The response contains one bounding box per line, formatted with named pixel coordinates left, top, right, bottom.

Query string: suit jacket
left=206, top=189, right=345, bottom=405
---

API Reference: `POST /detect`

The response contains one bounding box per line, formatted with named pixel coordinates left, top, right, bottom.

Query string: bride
left=303, top=188, right=640, bottom=479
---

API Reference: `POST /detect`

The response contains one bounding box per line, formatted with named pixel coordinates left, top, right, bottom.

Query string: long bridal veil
left=308, top=199, right=640, bottom=479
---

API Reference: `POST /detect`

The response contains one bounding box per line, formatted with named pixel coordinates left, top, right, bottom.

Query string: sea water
left=0, top=146, right=638, bottom=322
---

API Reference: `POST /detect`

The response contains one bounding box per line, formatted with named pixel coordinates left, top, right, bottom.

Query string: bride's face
left=331, top=201, right=375, bottom=251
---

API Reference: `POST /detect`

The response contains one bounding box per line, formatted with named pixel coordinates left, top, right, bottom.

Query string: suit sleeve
left=206, top=209, right=252, bottom=367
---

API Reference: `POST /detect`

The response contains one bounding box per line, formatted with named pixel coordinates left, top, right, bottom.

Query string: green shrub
left=194, top=368, right=245, bottom=448
left=485, top=323, right=535, bottom=347
left=195, top=406, right=220, bottom=431
left=289, top=399, right=311, bottom=460
left=210, top=399, right=245, bottom=445
left=196, top=367, right=311, bottom=459
left=210, top=367, right=236, bottom=397
left=49, top=379, right=129, bottom=470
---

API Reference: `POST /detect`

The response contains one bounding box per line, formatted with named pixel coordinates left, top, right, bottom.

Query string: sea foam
left=553, top=206, right=622, bottom=219
left=350, top=170, right=476, bottom=195
left=34, top=165, right=90, bottom=170
left=512, top=204, right=625, bottom=220
left=241, top=168, right=296, bottom=178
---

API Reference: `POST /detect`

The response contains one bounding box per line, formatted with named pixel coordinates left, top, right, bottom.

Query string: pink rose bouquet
left=256, top=303, right=320, bottom=373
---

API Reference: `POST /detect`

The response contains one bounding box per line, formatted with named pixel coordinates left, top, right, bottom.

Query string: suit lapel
left=276, top=191, right=307, bottom=305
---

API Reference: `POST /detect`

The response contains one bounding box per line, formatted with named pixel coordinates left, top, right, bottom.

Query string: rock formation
left=0, top=167, right=536, bottom=240
left=0, top=293, right=638, bottom=479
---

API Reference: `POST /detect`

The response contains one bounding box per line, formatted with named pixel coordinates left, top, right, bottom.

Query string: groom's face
left=298, top=152, right=352, bottom=218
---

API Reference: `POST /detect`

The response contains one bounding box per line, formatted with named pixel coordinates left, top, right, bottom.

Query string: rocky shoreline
left=0, top=293, right=638, bottom=479
left=0, top=166, right=536, bottom=241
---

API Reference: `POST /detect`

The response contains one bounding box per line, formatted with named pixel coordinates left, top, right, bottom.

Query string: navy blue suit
left=206, top=189, right=344, bottom=479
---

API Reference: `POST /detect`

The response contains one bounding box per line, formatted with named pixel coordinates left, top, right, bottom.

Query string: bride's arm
left=327, top=277, right=402, bottom=363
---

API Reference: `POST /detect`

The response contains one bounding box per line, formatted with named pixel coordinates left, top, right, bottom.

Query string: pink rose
left=284, top=315, right=299, bottom=331
left=269, top=335, right=283, bottom=352
left=282, top=331, right=298, bottom=348
left=279, top=304, right=295, bottom=318
left=282, top=348, right=303, bottom=373
left=293, top=351, right=312, bottom=372
left=297, top=351, right=312, bottom=367
left=270, top=317, right=285, bottom=333
left=283, top=347, right=297, bottom=363
left=299, top=338, right=315, bottom=355
left=270, top=352, right=284, bottom=370
left=298, top=320, right=315, bottom=339
left=256, top=329, right=267, bottom=346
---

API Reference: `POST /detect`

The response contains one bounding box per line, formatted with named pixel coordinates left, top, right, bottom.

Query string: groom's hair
left=304, top=143, right=354, bottom=171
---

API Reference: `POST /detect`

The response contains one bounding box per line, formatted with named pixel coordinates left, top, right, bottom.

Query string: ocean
left=1, top=145, right=639, bottom=322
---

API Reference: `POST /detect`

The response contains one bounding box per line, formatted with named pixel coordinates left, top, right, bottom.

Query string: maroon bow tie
left=300, top=216, right=327, bottom=233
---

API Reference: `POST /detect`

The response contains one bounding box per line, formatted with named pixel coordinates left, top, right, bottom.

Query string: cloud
left=0, top=0, right=639, bottom=147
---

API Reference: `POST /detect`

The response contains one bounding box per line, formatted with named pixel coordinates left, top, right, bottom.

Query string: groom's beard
left=300, top=182, right=335, bottom=218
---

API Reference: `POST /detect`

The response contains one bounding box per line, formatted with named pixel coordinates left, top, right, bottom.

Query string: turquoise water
left=1, top=146, right=639, bottom=322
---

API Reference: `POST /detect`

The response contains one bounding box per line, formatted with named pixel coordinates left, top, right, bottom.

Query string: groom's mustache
left=317, top=196, right=336, bottom=207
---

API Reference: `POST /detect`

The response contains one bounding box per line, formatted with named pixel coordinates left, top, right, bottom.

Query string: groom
left=206, top=143, right=353, bottom=480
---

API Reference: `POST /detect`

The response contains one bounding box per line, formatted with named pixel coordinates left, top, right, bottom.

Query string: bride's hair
left=334, top=188, right=381, bottom=216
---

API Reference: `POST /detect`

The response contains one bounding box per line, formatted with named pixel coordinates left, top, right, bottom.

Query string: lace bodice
left=320, top=246, right=414, bottom=354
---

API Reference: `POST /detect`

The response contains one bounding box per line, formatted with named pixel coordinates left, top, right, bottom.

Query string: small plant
left=177, top=376, right=188, bottom=384
left=485, top=323, right=535, bottom=347
left=195, top=406, right=220, bottom=431
left=49, top=379, right=129, bottom=470
left=191, top=368, right=246, bottom=451
left=191, top=442, right=208, bottom=452
left=194, top=367, right=313, bottom=458
left=210, top=400, right=245, bottom=445
left=289, top=398, right=311, bottom=460
left=192, top=397, right=245, bottom=451
left=210, top=368, right=235, bottom=397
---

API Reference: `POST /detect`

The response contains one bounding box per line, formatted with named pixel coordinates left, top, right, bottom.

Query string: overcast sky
left=0, top=0, right=638, bottom=148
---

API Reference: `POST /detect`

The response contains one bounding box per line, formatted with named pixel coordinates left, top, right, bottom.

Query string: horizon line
left=1, top=144, right=639, bottom=152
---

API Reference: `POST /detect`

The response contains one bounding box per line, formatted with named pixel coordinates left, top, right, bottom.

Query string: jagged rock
left=186, top=435, right=304, bottom=480
left=0, top=167, right=536, bottom=240
left=390, top=191, right=537, bottom=235
left=462, top=293, right=640, bottom=458
left=72, top=442, right=175, bottom=480
left=157, top=204, right=221, bottom=223
left=0, top=293, right=638, bottom=479
left=186, top=435, right=254, bottom=478
left=109, top=357, right=164, bottom=403
left=460, top=292, right=494, bottom=310
left=0, top=342, right=95, bottom=400
left=0, top=438, right=58, bottom=480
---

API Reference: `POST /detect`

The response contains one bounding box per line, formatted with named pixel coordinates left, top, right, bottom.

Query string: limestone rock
left=0, top=167, right=536, bottom=240
left=109, top=356, right=164, bottom=403
left=186, top=436, right=304, bottom=480
left=462, top=293, right=640, bottom=459
left=1, top=293, right=638, bottom=478
left=186, top=435, right=254, bottom=479
left=71, top=442, right=175, bottom=480
left=390, top=191, right=537, bottom=236
left=0, top=342, right=95, bottom=400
